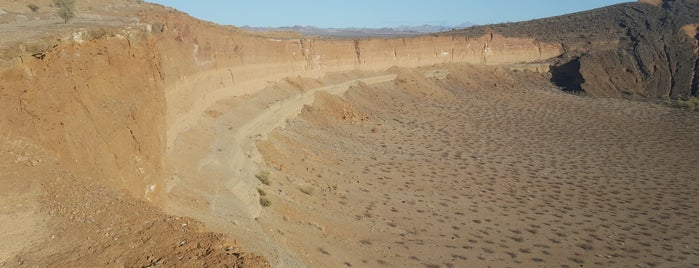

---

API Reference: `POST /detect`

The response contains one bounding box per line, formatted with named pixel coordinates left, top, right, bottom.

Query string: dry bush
left=255, top=171, right=271, bottom=185
left=667, top=96, right=699, bottom=111
left=27, top=4, right=40, bottom=12
left=259, top=197, right=271, bottom=207
left=55, top=0, right=75, bottom=24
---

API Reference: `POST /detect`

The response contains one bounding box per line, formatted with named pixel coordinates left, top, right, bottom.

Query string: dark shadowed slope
left=449, top=0, right=699, bottom=98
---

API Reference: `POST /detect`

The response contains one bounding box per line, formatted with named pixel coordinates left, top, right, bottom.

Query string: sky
left=145, top=0, right=632, bottom=28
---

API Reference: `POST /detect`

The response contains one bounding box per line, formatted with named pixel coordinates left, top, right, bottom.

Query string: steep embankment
left=451, top=0, right=699, bottom=98
left=0, top=24, right=166, bottom=200
left=0, top=4, right=270, bottom=265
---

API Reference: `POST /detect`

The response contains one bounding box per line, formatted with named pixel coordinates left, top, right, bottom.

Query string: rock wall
left=142, top=11, right=562, bottom=147
left=0, top=25, right=166, bottom=200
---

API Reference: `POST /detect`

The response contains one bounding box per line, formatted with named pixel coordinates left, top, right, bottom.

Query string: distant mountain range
left=241, top=23, right=476, bottom=38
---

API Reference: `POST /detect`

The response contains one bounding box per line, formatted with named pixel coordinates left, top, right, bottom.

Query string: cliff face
left=452, top=0, right=699, bottom=98
left=147, top=11, right=562, bottom=149
left=0, top=25, right=166, bottom=200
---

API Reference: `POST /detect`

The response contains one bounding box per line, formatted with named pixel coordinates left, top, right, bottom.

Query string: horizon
left=145, top=0, right=632, bottom=29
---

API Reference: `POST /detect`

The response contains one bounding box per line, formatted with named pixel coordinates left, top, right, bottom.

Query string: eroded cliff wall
left=0, top=25, right=166, bottom=200
left=141, top=11, right=562, bottom=148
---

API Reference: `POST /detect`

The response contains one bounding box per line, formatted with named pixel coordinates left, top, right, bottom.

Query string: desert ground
left=158, top=60, right=699, bottom=267
left=247, top=64, right=699, bottom=267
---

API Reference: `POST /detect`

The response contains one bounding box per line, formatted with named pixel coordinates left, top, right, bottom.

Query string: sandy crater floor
left=253, top=64, right=699, bottom=267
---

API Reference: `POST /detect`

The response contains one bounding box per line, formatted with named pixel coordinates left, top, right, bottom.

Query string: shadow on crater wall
left=550, top=58, right=585, bottom=93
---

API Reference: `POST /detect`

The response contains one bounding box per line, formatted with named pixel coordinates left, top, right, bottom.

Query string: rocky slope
left=450, top=0, right=699, bottom=98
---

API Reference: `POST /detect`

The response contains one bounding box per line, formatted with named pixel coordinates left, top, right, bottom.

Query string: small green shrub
left=667, top=96, right=699, bottom=111
left=257, top=188, right=267, bottom=196
left=255, top=171, right=271, bottom=185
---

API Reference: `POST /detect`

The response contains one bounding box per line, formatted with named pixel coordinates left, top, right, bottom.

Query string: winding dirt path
left=165, top=73, right=396, bottom=266
left=235, top=75, right=396, bottom=168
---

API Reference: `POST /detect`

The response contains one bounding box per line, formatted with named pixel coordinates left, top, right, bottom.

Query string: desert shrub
left=667, top=96, right=699, bottom=111
left=259, top=197, right=271, bottom=207
left=255, top=171, right=271, bottom=185
left=27, top=4, right=40, bottom=12
left=257, top=188, right=267, bottom=196
left=54, top=0, right=75, bottom=24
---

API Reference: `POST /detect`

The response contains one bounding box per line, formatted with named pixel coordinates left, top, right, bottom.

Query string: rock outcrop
left=452, top=0, right=699, bottom=98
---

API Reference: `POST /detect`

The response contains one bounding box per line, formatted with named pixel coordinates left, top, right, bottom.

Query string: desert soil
left=249, top=64, right=699, bottom=267
left=0, top=142, right=269, bottom=267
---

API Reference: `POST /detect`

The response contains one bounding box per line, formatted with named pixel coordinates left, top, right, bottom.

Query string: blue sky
left=146, top=0, right=631, bottom=28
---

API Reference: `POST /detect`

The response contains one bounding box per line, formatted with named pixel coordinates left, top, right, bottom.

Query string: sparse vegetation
left=666, top=96, right=699, bottom=111
left=259, top=197, right=271, bottom=207
left=54, top=0, right=75, bottom=24
left=27, top=4, right=40, bottom=12
left=256, top=171, right=271, bottom=206
left=255, top=171, right=271, bottom=185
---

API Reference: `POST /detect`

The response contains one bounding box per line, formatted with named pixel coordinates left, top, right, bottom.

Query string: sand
left=0, top=140, right=269, bottom=267
left=253, top=64, right=699, bottom=267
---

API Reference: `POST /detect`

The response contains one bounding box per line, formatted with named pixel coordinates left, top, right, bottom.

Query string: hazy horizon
left=145, top=0, right=631, bottom=28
